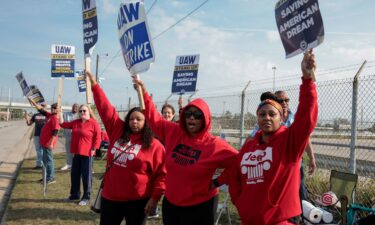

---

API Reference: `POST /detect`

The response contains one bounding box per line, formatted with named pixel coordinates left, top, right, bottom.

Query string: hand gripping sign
left=275, top=0, right=324, bottom=80
left=117, top=1, right=155, bottom=109
left=82, top=0, right=98, bottom=103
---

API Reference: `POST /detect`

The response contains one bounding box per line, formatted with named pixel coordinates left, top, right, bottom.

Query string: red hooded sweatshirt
left=92, top=84, right=166, bottom=201
left=143, top=91, right=238, bottom=206
left=39, top=111, right=60, bottom=149
left=60, top=118, right=101, bottom=156
left=227, top=78, right=318, bottom=225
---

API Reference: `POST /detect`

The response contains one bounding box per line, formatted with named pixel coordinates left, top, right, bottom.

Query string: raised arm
left=287, top=49, right=318, bottom=161
left=86, top=71, right=122, bottom=138
left=132, top=76, right=178, bottom=143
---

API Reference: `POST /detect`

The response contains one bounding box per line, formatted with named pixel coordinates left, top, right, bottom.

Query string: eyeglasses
left=79, top=110, right=87, bottom=113
left=279, top=98, right=290, bottom=103
left=183, top=110, right=203, bottom=120
left=51, top=107, right=57, bottom=109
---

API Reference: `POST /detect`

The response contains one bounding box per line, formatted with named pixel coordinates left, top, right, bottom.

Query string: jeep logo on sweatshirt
left=240, top=147, right=272, bottom=184
left=111, top=141, right=141, bottom=167
left=171, top=144, right=201, bottom=166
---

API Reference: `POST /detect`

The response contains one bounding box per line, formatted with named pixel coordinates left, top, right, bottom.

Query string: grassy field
left=5, top=153, right=240, bottom=225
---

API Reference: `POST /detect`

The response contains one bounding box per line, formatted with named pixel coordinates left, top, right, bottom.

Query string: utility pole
left=95, top=53, right=108, bottom=83
left=272, top=66, right=277, bottom=92
left=95, top=54, right=99, bottom=82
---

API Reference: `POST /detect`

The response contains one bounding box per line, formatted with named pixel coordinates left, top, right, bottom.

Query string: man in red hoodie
left=132, top=77, right=238, bottom=225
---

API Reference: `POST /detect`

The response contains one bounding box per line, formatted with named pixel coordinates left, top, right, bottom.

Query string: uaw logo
left=171, top=144, right=201, bottom=166
left=240, top=147, right=273, bottom=184
left=300, top=40, right=308, bottom=51
left=110, top=141, right=141, bottom=167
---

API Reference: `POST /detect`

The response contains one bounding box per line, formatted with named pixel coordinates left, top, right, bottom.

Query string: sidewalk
left=0, top=121, right=65, bottom=224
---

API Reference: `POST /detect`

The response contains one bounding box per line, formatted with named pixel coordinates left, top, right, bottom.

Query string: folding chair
left=330, top=170, right=358, bottom=205
left=310, top=170, right=358, bottom=225
left=215, top=185, right=231, bottom=225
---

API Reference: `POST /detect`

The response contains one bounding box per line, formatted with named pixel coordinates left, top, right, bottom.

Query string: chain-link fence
left=147, top=73, right=375, bottom=212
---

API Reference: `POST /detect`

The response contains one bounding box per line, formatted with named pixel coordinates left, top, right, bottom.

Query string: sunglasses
left=279, top=98, right=290, bottom=103
left=183, top=110, right=203, bottom=120
left=79, top=110, right=87, bottom=113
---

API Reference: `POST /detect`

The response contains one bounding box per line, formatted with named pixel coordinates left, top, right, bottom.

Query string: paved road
left=0, top=121, right=30, bottom=162
left=0, top=120, right=32, bottom=223
left=0, top=120, right=64, bottom=224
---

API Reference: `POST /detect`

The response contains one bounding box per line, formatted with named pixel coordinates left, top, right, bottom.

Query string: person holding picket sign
left=28, top=98, right=60, bottom=184
left=225, top=50, right=318, bottom=225
left=132, top=76, right=238, bottom=225
left=86, top=71, right=166, bottom=225
left=59, top=104, right=101, bottom=206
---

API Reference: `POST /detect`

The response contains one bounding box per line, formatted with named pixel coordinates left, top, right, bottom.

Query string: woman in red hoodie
left=59, top=104, right=101, bottom=206
left=226, top=50, right=318, bottom=225
left=86, top=72, right=166, bottom=225
left=132, top=77, right=238, bottom=225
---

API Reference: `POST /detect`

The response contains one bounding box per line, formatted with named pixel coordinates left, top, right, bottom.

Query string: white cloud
left=170, top=0, right=188, bottom=8
left=102, top=0, right=117, bottom=15
left=266, top=31, right=279, bottom=43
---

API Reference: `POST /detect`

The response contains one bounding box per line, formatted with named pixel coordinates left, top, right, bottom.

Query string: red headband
left=256, top=99, right=283, bottom=115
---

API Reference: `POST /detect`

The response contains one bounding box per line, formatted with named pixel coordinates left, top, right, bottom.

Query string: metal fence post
left=239, top=80, right=251, bottom=147
left=188, top=89, right=199, bottom=103
left=349, top=60, right=367, bottom=174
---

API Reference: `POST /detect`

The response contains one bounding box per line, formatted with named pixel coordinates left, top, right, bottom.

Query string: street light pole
left=95, top=54, right=99, bottom=82
left=272, top=66, right=277, bottom=92
left=95, top=53, right=108, bottom=83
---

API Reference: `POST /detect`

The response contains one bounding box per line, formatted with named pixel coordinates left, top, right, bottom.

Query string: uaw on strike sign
left=51, top=44, right=75, bottom=78
left=172, top=55, right=199, bottom=95
left=117, top=1, right=155, bottom=75
left=275, top=0, right=324, bottom=58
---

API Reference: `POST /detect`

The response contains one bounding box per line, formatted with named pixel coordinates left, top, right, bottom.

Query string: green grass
left=5, top=153, right=240, bottom=225
left=5, top=154, right=104, bottom=225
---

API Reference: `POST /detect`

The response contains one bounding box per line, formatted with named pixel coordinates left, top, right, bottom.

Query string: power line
left=99, top=0, right=209, bottom=77
left=152, top=0, right=209, bottom=40
left=146, top=0, right=158, bottom=14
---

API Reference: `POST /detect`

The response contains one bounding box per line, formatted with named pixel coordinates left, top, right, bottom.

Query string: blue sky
left=1, top=0, right=375, bottom=107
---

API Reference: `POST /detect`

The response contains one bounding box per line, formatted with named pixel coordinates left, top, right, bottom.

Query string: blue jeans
left=33, top=136, right=43, bottom=167
left=64, top=135, right=73, bottom=166
left=42, top=147, right=55, bottom=181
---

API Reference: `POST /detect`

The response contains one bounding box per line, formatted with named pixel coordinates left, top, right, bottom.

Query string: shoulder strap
left=100, top=142, right=135, bottom=181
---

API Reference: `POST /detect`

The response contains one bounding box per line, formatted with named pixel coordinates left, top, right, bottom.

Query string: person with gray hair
left=61, top=103, right=79, bottom=171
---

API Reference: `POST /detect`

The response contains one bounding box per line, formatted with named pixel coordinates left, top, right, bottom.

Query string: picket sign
left=82, top=0, right=98, bottom=104
left=118, top=1, right=155, bottom=110
left=275, top=0, right=324, bottom=81
left=171, top=54, right=200, bottom=95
